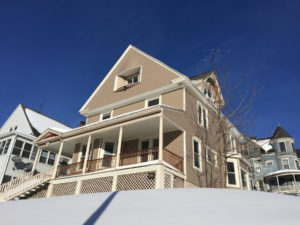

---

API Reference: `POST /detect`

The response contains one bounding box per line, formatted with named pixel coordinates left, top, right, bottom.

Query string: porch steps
left=0, top=167, right=54, bottom=201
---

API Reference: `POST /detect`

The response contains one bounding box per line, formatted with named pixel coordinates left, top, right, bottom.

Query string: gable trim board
left=79, top=45, right=186, bottom=115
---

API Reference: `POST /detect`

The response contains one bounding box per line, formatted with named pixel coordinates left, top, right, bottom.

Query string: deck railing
left=55, top=148, right=183, bottom=178
left=56, top=156, right=117, bottom=178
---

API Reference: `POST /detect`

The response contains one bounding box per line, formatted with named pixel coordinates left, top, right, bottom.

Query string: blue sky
left=0, top=1, right=299, bottom=147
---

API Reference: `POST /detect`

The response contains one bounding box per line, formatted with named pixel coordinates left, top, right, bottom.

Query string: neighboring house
left=0, top=104, right=71, bottom=185
left=248, top=125, right=300, bottom=195
left=0, top=45, right=251, bottom=201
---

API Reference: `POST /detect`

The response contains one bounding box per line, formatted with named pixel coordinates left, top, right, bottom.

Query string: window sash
left=39, top=150, right=48, bottom=163
left=148, top=98, right=159, bottom=107
left=227, top=162, right=236, bottom=185
left=12, top=140, right=24, bottom=156
left=102, top=113, right=111, bottom=120
left=193, top=140, right=201, bottom=169
left=279, top=142, right=286, bottom=152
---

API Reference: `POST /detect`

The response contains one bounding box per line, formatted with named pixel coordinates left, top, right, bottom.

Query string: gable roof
left=79, top=45, right=186, bottom=115
left=271, top=125, right=293, bottom=139
left=20, top=104, right=71, bottom=137
left=190, top=70, right=214, bottom=81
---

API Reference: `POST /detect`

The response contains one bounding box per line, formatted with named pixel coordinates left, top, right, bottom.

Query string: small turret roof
left=271, top=125, right=293, bottom=139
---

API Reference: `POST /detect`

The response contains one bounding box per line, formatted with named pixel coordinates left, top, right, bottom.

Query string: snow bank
left=25, top=108, right=70, bottom=134
left=0, top=188, right=299, bottom=225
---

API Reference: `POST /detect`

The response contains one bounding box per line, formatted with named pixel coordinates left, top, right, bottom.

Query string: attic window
left=114, top=66, right=141, bottom=91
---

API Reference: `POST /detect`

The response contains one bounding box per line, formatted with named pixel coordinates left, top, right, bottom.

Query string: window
left=295, top=160, right=300, bottom=170
left=291, top=142, right=296, bottom=153
left=2, top=175, right=12, bottom=184
left=21, top=143, right=32, bottom=159
left=12, top=140, right=23, bottom=156
left=47, top=152, right=56, bottom=165
left=102, top=112, right=111, bottom=121
left=282, top=159, right=289, bottom=169
left=206, top=147, right=217, bottom=167
left=254, top=161, right=261, bottom=173
left=241, top=169, right=248, bottom=189
left=198, top=103, right=208, bottom=129
left=153, top=138, right=159, bottom=148
left=104, top=142, right=115, bottom=156
left=126, top=74, right=139, bottom=84
left=3, top=139, right=11, bottom=154
left=0, top=141, right=4, bottom=155
left=147, top=98, right=159, bottom=107
left=279, top=142, right=286, bottom=152
left=227, top=162, right=236, bottom=185
left=80, top=145, right=87, bottom=162
left=193, top=139, right=201, bottom=170
left=39, top=150, right=48, bottom=163
left=265, top=160, right=273, bottom=166
left=141, top=140, right=150, bottom=150
left=258, top=180, right=264, bottom=191
left=114, top=67, right=141, bottom=91
left=30, top=146, right=38, bottom=161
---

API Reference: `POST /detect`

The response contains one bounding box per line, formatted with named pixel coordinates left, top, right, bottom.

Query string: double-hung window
left=198, top=103, right=208, bottom=129
left=12, top=140, right=23, bottom=156
left=282, top=159, right=289, bottom=169
left=39, top=150, right=48, bottom=164
left=21, top=143, right=32, bottom=159
left=193, top=139, right=201, bottom=170
left=279, top=142, right=286, bottom=152
left=227, top=162, right=236, bottom=185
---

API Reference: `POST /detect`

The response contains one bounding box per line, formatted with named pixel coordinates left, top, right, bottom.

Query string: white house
left=0, top=104, right=71, bottom=184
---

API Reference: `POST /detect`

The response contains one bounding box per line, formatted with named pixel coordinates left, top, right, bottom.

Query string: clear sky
left=0, top=1, right=299, bottom=147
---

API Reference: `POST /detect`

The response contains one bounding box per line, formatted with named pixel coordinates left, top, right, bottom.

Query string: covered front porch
left=264, top=170, right=300, bottom=194
left=35, top=115, right=184, bottom=180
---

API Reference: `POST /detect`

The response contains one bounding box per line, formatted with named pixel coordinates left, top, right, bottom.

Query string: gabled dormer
left=190, top=70, right=224, bottom=108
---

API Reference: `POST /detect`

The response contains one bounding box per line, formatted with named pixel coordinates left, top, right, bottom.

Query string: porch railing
left=119, top=148, right=158, bottom=166
left=56, top=156, right=117, bottom=178
left=55, top=148, right=183, bottom=178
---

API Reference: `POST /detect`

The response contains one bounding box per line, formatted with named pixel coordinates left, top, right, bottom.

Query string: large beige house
left=0, top=45, right=251, bottom=201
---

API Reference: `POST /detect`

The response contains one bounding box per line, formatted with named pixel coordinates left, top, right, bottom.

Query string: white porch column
left=115, top=126, right=123, bottom=168
left=52, top=141, right=64, bottom=179
left=276, top=176, right=281, bottom=192
left=159, top=115, right=163, bottom=163
left=82, top=135, right=92, bottom=174
left=31, top=147, right=41, bottom=173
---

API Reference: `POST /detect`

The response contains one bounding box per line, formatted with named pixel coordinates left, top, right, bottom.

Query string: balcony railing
left=55, top=148, right=183, bottom=178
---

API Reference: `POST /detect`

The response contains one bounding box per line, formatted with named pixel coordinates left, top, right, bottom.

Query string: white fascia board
left=83, top=82, right=182, bottom=117
left=79, top=45, right=133, bottom=114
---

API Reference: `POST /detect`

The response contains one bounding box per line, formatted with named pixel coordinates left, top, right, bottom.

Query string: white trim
left=183, top=87, right=186, bottom=111
left=206, top=146, right=218, bottom=168
left=281, top=158, right=290, bottom=170
left=183, top=131, right=186, bottom=179
left=197, top=101, right=208, bottom=130
left=226, top=158, right=240, bottom=187
left=79, top=45, right=133, bottom=113
left=84, top=83, right=181, bottom=117
left=192, top=136, right=202, bottom=172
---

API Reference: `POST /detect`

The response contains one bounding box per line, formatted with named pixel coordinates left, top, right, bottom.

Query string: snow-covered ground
left=0, top=188, right=299, bottom=225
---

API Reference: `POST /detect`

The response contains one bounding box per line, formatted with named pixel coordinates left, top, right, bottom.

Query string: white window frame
left=197, top=102, right=208, bottom=129
left=279, top=142, right=286, bottom=152
left=281, top=158, right=290, bottom=169
left=226, top=159, right=239, bottom=187
left=192, top=137, right=202, bottom=172
left=206, top=146, right=218, bottom=167
left=265, top=160, right=274, bottom=166
left=240, top=168, right=249, bottom=190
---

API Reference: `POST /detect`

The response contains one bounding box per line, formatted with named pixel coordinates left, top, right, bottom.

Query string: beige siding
left=82, top=48, right=180, bottom=112
left=163, top=131, right=183, bottom=157
left=114, top=101, right=145, bottom=116
left=121, top=139, right=139, bottom=154
left=163, top=90, right=225, bottom=188
left=161, top=89, right=184, bottom=110
left=86, top=114, right=100, bottom=124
